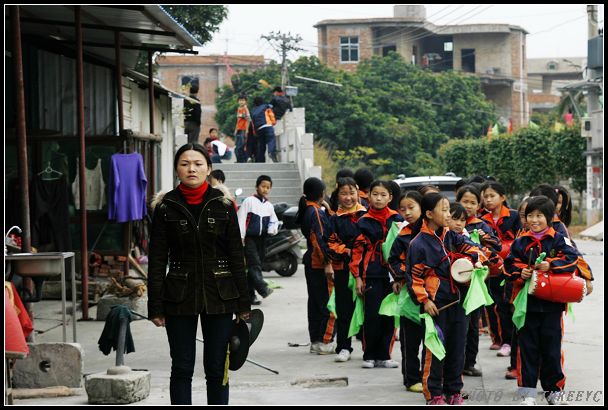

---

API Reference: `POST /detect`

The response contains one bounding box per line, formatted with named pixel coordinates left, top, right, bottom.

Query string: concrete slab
left=85, top=370, right=151, bottom=404
left=12, top=343, right=84, bottom=388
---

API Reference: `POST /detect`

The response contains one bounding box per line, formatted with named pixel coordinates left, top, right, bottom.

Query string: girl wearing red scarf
left=350, top=181, right=404, bottom=369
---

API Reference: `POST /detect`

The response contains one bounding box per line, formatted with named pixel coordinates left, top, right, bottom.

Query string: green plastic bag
left=463, top=266, right=494, bottom=315
left=399, top=290, right=421, bottom=324
left=379, top=292, right=400, bottom=328
left=469, top=229, right=481, bottom=244
left=567, top=303, right=576, bottom=323
left=348, top=296, right=364, bottom=338
left=382, top=221, right=402, bottom=262
left=419, top=313, right=446, bottom=360
left=512, top=252, right=547, bottom=330
left=327, top=287, right=337, bottom=319
left=348, top=273, right=357, bottom=302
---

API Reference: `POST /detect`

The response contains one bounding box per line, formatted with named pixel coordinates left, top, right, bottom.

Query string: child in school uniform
left=504, top=195, right=592, bottom=405
left=505, top=196, right=532, bottom=380
left=350, top=181, right=403, bottom=369
left=480, top=181, right=521, bottom=357
left=327, top=177, right=367, bottom=362
left=388, top=191, right=425, bottom=392
left=296, top=177, right=336, bottom=354
left=456, top=185, right=504, bottom=374
left=406, top=193, right=487, bottom=405
left=529, top=185, right=594, bottom=284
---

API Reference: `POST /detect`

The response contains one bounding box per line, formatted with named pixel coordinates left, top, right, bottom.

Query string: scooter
left=261, top=203, right=302, bottom=277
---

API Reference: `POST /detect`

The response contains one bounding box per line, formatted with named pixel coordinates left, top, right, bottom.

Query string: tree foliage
left=438, top=125, right=586, bottom=195
left=215, top=52, right=496, bottom=178
left=161, top=5, right=228, bottom=44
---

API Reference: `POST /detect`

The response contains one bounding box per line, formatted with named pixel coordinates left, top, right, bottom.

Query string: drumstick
left=437, top=299, right=460, bottom=312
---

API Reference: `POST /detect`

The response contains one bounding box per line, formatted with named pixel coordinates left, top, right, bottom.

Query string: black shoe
left=251, top=296, right=262, bottom=306
left=462, top=365, right=483, bottom=377
left=262, top=288, right=274, bottom=298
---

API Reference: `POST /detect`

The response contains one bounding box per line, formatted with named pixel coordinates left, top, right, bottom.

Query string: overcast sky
left=194, top=4, right=603, bottom=61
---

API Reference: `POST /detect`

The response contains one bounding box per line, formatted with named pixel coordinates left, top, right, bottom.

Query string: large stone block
left=95, top=294, right=148, bottom=321
left=13, top=343, right=84, bottom=388
left=85, top=370, right=151, bottom=404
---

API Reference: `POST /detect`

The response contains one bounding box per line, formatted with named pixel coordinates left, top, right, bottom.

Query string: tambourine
left=528, top=271, right=586, bottom=303
left=451, top=258, right=474, bottom=284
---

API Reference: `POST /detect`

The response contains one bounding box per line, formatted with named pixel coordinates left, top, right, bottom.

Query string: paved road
left=13, top=240, right=604, bottom=405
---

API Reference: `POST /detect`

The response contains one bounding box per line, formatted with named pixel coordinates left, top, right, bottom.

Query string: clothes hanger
left=37, top=161, right=62, bottom=180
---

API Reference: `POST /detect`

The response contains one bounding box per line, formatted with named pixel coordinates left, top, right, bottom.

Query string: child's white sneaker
left=316, top=342, right=335, bottom=355
left=375, top=359, right=399, bottom=368
left=521, top=397, right=536, bottom=405
left=361, top=360, right=375, bottom=368
left=335, top=349, right=351, bottom=362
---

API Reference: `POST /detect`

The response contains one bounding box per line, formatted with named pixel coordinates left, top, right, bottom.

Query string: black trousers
left=510, top=326, right=519, bottom=370
left=304, top=264, right=335, bottom=344
left=421, top=303, right=467, bottom=401
left=244, top=236, right=270, bottom=300
left=362, top=277, right=395, bottom=361
left=334, top=268, right=355, bottom=353
left=400, top=316, right=423, bottom=386
left=465, top=307, right=481, bottom=367
left=165, top=312, right=233, bottom=405
left=487, top=277, right=513, bottom=346
left=517, top=311, right=565, bottom=397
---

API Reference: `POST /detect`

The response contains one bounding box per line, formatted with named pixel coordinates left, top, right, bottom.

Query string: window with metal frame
left=340, top=36, right=359, bottom=63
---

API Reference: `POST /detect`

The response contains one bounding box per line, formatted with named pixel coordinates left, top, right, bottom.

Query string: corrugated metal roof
left=11, top=5, right=200, bottom=68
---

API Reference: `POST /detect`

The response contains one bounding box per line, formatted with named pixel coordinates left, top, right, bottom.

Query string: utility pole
left=261, top=31, right=303, bottom=90
left=584, top=4, right=603, bottom=225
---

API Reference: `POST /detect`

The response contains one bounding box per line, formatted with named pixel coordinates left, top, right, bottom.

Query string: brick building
left=315, top=5, right=530, bottom=129
left=527, top=57, right=585, bottom=114
left=156, top=55, right=266, bottom=139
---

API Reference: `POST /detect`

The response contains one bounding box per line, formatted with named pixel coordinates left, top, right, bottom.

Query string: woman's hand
left=151, top=316, right=166, bottom=327
left=355, top=277, right=364, bottom=297
left=392, top=281, right=402, bottom=295
left=536, top=261, right=550, bottom=272
left=424, top=300, right=439, bottom=317
left=237, top=311, right=251, bottom=322
left=521, top=267, right=533, bottom=280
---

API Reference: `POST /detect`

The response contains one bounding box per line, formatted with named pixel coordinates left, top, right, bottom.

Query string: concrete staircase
left=213, top=163, right=302, bottom=207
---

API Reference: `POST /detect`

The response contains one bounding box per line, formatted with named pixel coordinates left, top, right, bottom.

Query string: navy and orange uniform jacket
left=481, top=205, right=521, bottom=260
left=466, top=215, right=503, bottom=270
left=388, top=223, right=416, bottom=283
left=406, top=221, right=487, bottom=308
left=349, top=210, right=403, bottom=282
left=504, top=227, right=581, bottom=312
left=301, top=201, right=332, bottom=269
left=327, top=204, right=367, bottom=271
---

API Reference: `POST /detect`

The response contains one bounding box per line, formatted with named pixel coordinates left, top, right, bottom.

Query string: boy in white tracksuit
left=237, top=175, right=279, bottom=304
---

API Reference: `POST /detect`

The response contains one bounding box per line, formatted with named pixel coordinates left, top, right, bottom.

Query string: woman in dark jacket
left=148, top=143, right=250, bottom=405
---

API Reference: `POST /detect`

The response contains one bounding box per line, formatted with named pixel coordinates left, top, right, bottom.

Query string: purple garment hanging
left=108, top=152, right=147, bottom=223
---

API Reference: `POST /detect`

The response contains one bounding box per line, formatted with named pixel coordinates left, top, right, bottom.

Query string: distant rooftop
left=527, top=57, right=586, bottom=74
left=314, top=5, right=528, bottom=35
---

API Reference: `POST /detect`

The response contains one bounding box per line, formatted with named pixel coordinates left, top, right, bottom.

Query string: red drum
left=451, top=258, right=474, bottom=284
left=528, top=271, right=586, bottom=303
